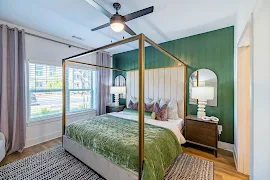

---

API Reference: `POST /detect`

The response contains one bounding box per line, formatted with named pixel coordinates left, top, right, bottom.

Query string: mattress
left=65, top=114, right=183, bottom=180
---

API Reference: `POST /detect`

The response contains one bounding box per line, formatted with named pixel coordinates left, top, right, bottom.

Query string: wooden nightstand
left=106, top=105, right=126, bottom=113
left=184, top=115, right=218, bottom=157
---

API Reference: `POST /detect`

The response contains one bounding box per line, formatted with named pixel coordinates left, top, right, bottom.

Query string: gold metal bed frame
left=62, top=33, right=187, bottom=179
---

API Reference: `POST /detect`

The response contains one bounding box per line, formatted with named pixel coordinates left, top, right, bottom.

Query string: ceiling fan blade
left=124, top=6, right=154, bottom=22
left=124, top=24, right=136, bottom=36
left=85, top=0, right=112, bottom=18
left=91, top=23, right=110, bottom=31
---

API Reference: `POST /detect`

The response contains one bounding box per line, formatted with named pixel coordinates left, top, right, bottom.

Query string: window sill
left=27, top=109, right=96, bottom=127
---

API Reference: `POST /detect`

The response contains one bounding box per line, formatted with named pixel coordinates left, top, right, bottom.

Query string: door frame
left=235, top=16, right=254, bottom=175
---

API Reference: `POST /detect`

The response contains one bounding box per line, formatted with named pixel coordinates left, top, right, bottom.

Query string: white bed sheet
left=109, top=112, right=186, bottom=144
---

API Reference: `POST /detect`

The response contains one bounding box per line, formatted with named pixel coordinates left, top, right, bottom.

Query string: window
left=35, top=65, right=43, bottom=76
left=29, top=63, right=96, bottom=121
left=48, top=66, right=56, bottom=77
left=67, top=67, right=96, bottom=113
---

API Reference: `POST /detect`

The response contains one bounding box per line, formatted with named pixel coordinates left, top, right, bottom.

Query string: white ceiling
left=0, top=0, right=237, bottom=54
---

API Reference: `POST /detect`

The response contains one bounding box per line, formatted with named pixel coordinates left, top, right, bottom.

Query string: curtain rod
left=0, top=24, right=89, bottom=51
left=27, top=32, right=112, bottom=56
left=26, top=32, right=90, bottom=51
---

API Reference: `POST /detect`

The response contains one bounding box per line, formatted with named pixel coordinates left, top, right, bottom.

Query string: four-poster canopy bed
left=62, top=34, right=187, bottom=180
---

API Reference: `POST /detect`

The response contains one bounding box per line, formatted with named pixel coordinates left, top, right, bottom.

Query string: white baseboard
left=25, top=131, right=61, bottom=148
left=218, top=141, right=234, bottom=152
left=233, top=146, right=238, bottom=169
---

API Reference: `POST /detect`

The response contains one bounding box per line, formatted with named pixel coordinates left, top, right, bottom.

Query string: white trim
left=27, top=110, right=96, bottom=126
left=218, top=141, right=234, bottom=152
left=233, top=146, right=238, bottom=169
left=26, top=110, right=96, bottom=148
left=25, top=131, right=61, bottom=148
left=235, top=18, right=252, bottom=175
left=28, top=59, right=97, bottom=71
left=28, top=59, right=62, bottom=67
left=27, top=116, right=61, bottom=127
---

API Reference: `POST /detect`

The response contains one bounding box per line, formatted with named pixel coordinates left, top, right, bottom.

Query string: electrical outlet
left=218, top=125, right=223, bottom=135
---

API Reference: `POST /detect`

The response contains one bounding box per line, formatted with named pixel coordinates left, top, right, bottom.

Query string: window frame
left=27, top=60, right=96, bottom=124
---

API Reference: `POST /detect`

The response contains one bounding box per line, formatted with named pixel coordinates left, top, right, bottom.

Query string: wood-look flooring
left=0, top=138, right=249, bottom=180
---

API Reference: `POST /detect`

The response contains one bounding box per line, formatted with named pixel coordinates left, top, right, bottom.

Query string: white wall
left=25, top=29, right=98, bottom=147
left=234, top=0, right=258, bottom=171
left=251, top=0, right=270, bottom=179
left=26, top=111, right=96, bottom=147
left=25, top=34, right=97, bottom=66
left=0, top=19, right=97, bottom=147
left=235, top=0, right=270, bottom=179
left=235, top=0, right=258, bottom=42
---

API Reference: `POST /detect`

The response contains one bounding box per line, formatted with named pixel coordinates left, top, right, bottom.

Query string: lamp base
left=114, top=94, right=119, bottom=107
left=197, top=111, right=206, bottom=119
left=197, top=100, right=207, bottom=119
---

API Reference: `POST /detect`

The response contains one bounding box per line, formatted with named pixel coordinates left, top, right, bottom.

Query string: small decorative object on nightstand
left=106, top=104, right=126, bottom=113
left=185, top=114, right=218, bottom=157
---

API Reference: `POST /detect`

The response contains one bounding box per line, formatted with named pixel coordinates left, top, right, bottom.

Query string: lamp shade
left=191, top=87, right=214, bottom=100
left=110, top=86, right=123, bottom=94
left=120, top=86, right=126, bottom=94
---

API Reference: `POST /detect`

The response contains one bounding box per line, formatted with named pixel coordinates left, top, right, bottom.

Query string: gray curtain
left=96, top=52, right=111, bottom=115
left=0, top=25, right=26, bottom=155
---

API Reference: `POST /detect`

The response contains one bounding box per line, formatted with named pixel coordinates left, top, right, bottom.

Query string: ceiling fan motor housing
left=110, top=14, right=125, bottom=24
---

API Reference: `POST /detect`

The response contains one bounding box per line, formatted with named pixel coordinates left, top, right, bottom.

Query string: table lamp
left=110, top=86, right=124, bottom=106
left=191, top=87, right=214, bottom=118
left=120, top=86, right=126, bottom=98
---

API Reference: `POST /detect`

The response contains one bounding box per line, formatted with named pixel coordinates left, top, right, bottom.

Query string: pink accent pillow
left=128, top=100, right=138, bottom=110
left=145, top=103, right=154, bottom=112
left=153, top=103, right=168, bottom=121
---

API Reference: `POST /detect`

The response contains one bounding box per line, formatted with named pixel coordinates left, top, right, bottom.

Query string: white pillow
left=130, top=96, right=138, bottom=103
left=145, top=98, right=159, bottom=105
left=159, top=98, right=169, bottom=107
left=167, top=99, right=180, bottom=120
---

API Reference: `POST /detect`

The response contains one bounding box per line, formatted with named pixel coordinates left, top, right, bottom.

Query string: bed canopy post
left=62, top=59, right=66, bottom=141
left=138, top=34, right=145, bottom=180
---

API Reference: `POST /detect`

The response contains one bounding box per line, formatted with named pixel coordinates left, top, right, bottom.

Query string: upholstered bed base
left=63, top=135, right=137, bottom=180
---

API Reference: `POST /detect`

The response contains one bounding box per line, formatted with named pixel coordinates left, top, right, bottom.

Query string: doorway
left=236, top=21, right=252, bottom=175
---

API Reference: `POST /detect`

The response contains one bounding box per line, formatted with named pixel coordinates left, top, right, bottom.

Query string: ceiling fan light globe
left=110, top=22, right=124, bottom=32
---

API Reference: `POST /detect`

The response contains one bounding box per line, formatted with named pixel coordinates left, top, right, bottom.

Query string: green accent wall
left=113, top=27, right=234, bottom=143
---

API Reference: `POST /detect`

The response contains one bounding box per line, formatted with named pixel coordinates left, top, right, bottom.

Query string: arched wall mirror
left=189, top=69, right=218, bottom=106
left=114, top=75, right=126, bottom=98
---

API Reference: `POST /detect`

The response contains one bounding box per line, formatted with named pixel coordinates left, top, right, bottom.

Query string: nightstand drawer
left=186, top=124, right=216, bottom=136
left=186, top=120, right=216, bottom=130
left=186, top=125, right=217, bottom=147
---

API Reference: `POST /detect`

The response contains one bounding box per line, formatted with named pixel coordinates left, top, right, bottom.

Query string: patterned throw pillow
left=153, top=103, right=168, bottom=121
left=167, top=99, right=180, bottom=119
left=145, top=103, right=154, bottom=112
left=128, top=100, right=138, bottom=110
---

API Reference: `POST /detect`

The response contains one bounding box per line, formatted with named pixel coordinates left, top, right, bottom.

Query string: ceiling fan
left=85, top=0, right=154, bottom=35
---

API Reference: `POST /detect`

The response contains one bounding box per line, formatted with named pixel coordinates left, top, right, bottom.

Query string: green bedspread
left=66, top=114, right=182, bottom=180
